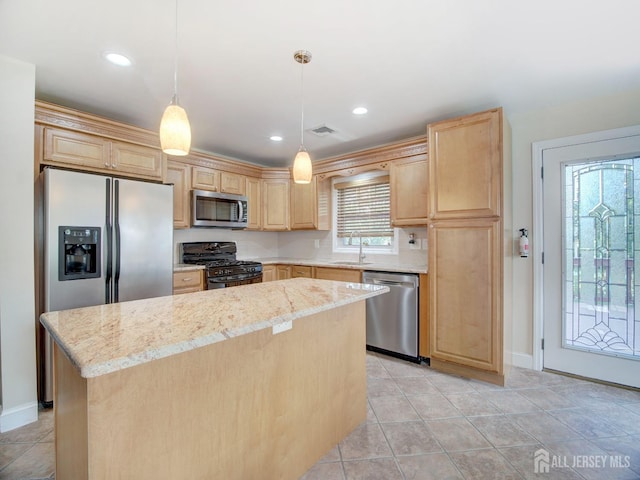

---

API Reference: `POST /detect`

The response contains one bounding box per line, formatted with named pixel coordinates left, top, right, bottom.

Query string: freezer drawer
left=362, top=271, right=419, bottom=359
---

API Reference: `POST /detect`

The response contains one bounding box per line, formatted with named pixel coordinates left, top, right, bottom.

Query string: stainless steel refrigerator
left=40, top=168, right=174, bottom=405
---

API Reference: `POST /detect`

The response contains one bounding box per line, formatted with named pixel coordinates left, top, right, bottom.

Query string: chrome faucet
left=349, top=231, right=366, bottom=264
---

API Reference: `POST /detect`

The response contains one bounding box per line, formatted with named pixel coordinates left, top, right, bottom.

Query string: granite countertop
left=173, top=263, right=206, bottom=272
left=40, top=278, right=388, bottom=379
left=252, top=258, right=427, bottom=274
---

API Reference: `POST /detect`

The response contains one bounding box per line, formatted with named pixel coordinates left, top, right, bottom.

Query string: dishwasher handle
left=370, top=279, right=416, bottom=288
left=362, top=271, right=419, bottom=288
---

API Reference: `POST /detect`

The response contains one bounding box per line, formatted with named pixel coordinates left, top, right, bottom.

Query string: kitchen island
left=41, top=278, right=388, bottom=480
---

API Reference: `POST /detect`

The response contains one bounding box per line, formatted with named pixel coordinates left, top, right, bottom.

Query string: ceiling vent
left=308, top=124, right=337, bottom=137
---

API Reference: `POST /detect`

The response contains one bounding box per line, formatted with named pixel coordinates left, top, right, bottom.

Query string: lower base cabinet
left=173, top=270, right=204, bottom=294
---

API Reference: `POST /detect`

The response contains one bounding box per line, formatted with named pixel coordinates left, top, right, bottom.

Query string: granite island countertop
left=40, top=278, right=388, bottom=379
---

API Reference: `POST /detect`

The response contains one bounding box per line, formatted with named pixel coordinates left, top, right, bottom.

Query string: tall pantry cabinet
left=427, top=108, right=512, bottom=386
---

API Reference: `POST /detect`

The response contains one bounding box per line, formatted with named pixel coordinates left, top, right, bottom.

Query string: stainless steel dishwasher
left=362, top=271, right=419, bottom=360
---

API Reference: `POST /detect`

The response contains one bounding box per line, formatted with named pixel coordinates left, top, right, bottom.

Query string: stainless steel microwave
left=191, top=189, right=248, bottom=228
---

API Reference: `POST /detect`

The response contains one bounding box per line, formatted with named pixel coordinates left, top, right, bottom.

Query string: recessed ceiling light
left=270, top=135, right=283, bottom=142
left=352, top=107, right=368, bottom=115
left=103, top=52, right=132, bottom=67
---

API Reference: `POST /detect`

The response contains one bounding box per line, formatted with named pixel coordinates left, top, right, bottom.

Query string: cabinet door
left=44, top=127, right=109, bottom=170
left=390, top=157, right=428, bottom=226
left=220, top=172, right=246, bottom=195
left=276, top=265, right=291, bottom=280
left=429, top=218, right=502, bottom=374
left=262, top=265, right=276, bottom=282
left=245, top=177, right=261, bottom=230
left=191, top=166, right=220, bottom=191
left=290, top=177, right=317, bottom=230
left=165, top=161, right=191, bottom=229
left=314, top=267, right=361, bottom=283
left=111, top=141, right=162, bottom=180
left=428, top=108, right=502, bottom=219
left=262, top=179, right=290, bottom=231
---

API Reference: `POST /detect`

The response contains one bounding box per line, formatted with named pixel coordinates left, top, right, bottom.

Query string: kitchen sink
left=331, top=261, right=372, bottom=265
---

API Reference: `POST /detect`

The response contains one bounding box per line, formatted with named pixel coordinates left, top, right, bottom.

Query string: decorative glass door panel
left=542, top=128, right=640, bottom=388
left=563, top=158, right=639, bottom=360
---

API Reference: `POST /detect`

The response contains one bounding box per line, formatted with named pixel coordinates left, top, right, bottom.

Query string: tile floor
left=2, top=352, right=640, bottom=479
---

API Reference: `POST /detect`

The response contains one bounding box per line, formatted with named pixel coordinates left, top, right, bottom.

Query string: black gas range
left=181, top=242, right=262, bottom=289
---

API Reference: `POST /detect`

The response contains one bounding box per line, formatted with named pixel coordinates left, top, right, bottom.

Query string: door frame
left=532, top=124, right=640, bottom=372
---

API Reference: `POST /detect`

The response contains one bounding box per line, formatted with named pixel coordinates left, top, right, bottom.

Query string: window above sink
left=332, top=171, right=399, bottom=256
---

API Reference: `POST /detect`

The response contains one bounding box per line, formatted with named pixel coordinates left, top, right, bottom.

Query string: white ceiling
left=1, top=0, right=639, bottom=167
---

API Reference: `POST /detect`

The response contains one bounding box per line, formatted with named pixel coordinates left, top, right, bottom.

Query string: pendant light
left=292, top=50, right=312, bottom=184
left=159, top=0, right=191, bottom=156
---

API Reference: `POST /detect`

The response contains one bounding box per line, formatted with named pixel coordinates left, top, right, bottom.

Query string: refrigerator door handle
left=114, top=179, right=121, bottom=303
left=105, top=178, right=113, bottom=303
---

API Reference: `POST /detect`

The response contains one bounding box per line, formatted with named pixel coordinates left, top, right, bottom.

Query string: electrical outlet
left=314, top=239, right=320, bottom=249
left=422, top=239, right=427, bottom=250
left=409, top=239, right=421, bottom=250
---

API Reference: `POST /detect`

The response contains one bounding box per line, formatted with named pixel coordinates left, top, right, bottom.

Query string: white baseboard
left=511, top=352, right=535, bottom=370
left=0, top=401, right=38, bottom=433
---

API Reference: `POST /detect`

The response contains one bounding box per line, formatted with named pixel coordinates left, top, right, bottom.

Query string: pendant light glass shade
left=160, top=95, right=191, bottom=156
left=293, top=147, right=312, bottom=184
left=292, top=50, right=312, bottom=184
left=160, top=0, right=191, bottom=156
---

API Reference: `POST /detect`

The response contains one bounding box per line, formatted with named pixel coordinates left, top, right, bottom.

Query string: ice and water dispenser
left=58, top=226, right=101, bottom=280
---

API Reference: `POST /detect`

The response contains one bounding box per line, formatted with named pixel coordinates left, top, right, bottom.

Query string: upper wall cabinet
left=43, top=127, right=162, bottom=181
left=262, top=179, right=290, bottom=231
left=390, top=157, right=429, bottom=226
left=220, top=171, right=246, bottom=195
left=245, top=176, right=262, bottom=230
left=428, top=110, right=502, bottom=219
left=290, top=176, right=330, bottom=231
left=165, top=161, right=191, bottom=229
left=191, top=166, right=220, bottom=191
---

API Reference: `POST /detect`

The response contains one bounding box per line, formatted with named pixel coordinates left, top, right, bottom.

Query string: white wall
left=508, top=87, right=640, bottom=368
left=0, top=55, right=38, bottom=431
left=174, top=228, right=279, bottom=261
left=175, top=226, right=428, bottom=267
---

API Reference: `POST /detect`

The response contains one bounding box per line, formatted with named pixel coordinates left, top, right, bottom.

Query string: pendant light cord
left=299, top=56, right=304, bottom=147
left=173, top=0, right=179, bottom=100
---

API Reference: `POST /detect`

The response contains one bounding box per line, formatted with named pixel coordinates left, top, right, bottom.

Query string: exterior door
left=543, top=129, right=640, bottom=387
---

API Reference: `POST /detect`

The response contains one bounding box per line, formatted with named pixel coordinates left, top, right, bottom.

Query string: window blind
left=335, top=175, right=393, bottom=238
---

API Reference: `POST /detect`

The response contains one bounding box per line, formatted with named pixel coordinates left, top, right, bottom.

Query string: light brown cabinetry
left=291, top=265, right=313, bottom=278
left=245, top=177, right=261, bottom=230
left=261, top=265, right=276, bottom=282
left=429, top=110, right=502, bottom=219
left=262, top=179, right=290, bottom=231
left=173, top=270, right=204, bottom=294
left=290, top=176, right=331, bottom=230
left=427, top=108, right=508, bottom=385
left=220, top=171, right=246, bottom=195
left=43, top=127, right=162, bottom=180
left=314, top=267, right=361, bottom=283
left=165, top=161, right=191, bottom=229
left=191, top=166, right=220, bottom=191
left=276, top=265, right=291, bottom=280
left=390, top=157, right=429, bottom=226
